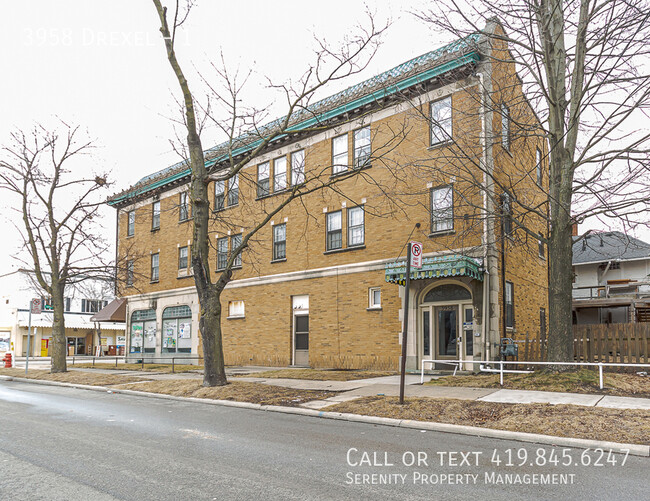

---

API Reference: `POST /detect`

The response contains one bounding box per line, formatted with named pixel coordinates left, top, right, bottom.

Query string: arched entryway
left=418, top=281, right=473, bottom=364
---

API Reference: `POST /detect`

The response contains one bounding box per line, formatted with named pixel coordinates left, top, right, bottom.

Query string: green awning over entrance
left=385, top=255, right=483, bottom=285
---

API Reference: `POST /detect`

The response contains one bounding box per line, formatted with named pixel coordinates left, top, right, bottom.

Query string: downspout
left=114, top=208, right=119, bottom=296
left=478, top=71, right=489, bottom=359
left=477, top=69, right=498, bottom=361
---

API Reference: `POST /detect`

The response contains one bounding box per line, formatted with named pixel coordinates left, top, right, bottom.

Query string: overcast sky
left=0, top=0, right=445, bottom=276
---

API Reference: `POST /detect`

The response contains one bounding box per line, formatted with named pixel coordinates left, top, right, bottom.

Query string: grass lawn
left=114, top=380, right=336, bottom=407
left=426, top=369, right=650, bottom=398
left=0, top=368, right=144, bottom=386
left=71, top=363, right=202, bottom=373
left=233, top=369, right=396, bottom=381
left=326, top=396, right=650, bottom=445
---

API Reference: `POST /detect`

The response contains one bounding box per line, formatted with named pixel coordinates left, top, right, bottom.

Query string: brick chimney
left=571, top=222, right=579, bottom=236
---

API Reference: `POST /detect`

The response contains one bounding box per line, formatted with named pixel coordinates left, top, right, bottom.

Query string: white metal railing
left=420, top=358, right=650, bottom=389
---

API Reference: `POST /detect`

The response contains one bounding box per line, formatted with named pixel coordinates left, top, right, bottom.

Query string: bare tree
left=150, top=1, right=394, bottom=386
left=414, top=1, right=650, bottom=366
left=0, top=123, right=114, bottom=372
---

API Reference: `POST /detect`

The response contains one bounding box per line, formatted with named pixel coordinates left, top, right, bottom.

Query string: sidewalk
left=21, top=365, right=650, bottom=411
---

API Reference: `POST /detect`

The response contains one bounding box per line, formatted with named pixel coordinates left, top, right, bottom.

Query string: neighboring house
left=0, top=269, right=125, bottom=357
left=108, top=22, right=549, bottom=370
left=572, top=231, right=650, bottom=324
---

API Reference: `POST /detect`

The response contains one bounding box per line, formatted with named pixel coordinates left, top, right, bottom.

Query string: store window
left=162, top=305, right=192, bottom=354
left=130, top=309, right=156, bottom=354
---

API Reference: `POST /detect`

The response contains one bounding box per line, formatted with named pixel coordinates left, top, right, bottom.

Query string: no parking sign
left=410, top=241, right=422, bottom=269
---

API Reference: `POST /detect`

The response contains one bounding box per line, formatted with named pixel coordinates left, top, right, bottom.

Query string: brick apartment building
left=109, top=22, right=549, bottom=370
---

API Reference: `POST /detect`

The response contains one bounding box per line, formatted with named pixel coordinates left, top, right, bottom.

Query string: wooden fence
left=572, top=323, right=649, bottom=370
left=514, top=323, right=649, bottom=371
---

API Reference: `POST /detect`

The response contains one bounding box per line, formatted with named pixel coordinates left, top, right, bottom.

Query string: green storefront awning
left=385, top=254, right=483, bottom=285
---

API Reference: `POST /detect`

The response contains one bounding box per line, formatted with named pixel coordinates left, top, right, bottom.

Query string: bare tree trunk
left=199, top=288, right=227, bottom=386
left=547, top=155, right=574, bottom=367
left=50, top=281, right=67, bottom=372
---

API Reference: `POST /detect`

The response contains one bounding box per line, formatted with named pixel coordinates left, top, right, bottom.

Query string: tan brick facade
left=112, top=39, right=549, bottom=369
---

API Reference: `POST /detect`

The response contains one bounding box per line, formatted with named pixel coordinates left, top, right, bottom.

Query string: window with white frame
left=291, top=150, right=305, bottom=185
left=217, top=237, right=228, bottom=270
left=228, top=173, right=239, bottom=206
left=257, top=161, right=270, bottom=197
left=501, top=103, right=510, bottom=151
left=179, top=192, right=189, bottom=221
left=214, top=180, right=225, bottom=210
left=353, top=127, right=371, bottom=168
left=178, top=246, right=188, bottom=270
left=228, top=300, right=245, bottom=318
left=274, top=156, right=287, bottom=192
left=127, top=210, right=135, bottom=236
left=326, top=211, right=342, bottom=251
left=430, top=185, right=453, bottom=233
left=430, top=97, right=452, bottom=145
left=347, top=206, right=364, bottom=247
left=536, top=148, right=542, bottom=186
left=332, top=134, right=348, bottom=174
left=505, top=281, right=515, bottom=328
left=369, top=287, right=381, bottom=309
left=151, top=253, right=159, bottom=281
left=538, top=233, right=545, bottom=258
left=152, top=201, right=160, bottom=229
left=231, top=233, right=242, bottom=267
left=273, top=223, right=286, bottom=261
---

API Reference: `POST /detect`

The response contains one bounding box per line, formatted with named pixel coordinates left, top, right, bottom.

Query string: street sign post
left=25, top=298, right=42, bottom=374
left=399, top=241, right=425, bottom=404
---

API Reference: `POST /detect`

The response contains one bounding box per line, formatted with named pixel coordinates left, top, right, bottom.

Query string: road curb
left=2, top=375, right=648, bottom=457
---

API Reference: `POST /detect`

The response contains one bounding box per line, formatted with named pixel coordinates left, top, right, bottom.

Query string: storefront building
left=111, top=24, right=549, bottom=369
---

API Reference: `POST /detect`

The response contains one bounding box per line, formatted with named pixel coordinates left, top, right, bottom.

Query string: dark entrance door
left=436, top=305, right=458, bottom=357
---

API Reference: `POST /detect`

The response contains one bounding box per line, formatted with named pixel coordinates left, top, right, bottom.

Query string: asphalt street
left=0, top=380, right=646, bottom=501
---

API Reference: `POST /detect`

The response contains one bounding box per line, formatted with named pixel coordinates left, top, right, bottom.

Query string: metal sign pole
left=399, top=242, right=412, bottom=405
left=25, top=307, right=32, bottom=375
